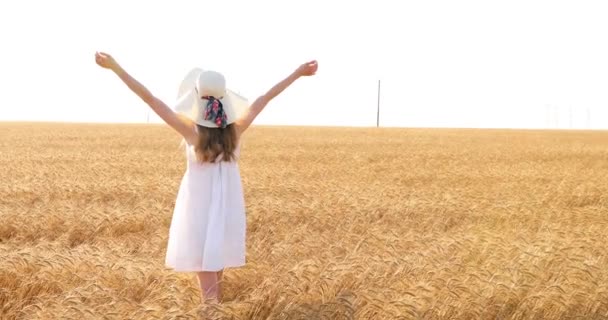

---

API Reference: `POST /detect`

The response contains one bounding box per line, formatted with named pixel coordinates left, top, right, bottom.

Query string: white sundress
left=165, top=142, right=246, bottom=272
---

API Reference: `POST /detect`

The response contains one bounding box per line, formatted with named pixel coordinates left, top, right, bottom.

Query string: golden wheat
left=1, top=122, right=607, bottom=319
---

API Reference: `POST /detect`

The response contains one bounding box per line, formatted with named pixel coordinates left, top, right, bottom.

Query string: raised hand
left=296, top=60, right=318, bottom=77
left=94, top=51, right=120, bottom=71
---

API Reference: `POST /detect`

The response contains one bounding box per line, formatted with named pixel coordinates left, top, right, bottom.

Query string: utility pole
left=376, top=80, right=381, bottom=128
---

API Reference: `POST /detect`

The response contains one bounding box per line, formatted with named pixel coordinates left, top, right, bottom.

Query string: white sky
left=1, top=0, right=607, bottom=129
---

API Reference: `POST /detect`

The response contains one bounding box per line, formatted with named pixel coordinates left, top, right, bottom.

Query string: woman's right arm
left=235, top=60, right=318, bottom=135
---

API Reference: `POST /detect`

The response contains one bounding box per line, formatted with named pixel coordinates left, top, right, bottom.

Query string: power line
left=376, top=80, right=381, bottom=128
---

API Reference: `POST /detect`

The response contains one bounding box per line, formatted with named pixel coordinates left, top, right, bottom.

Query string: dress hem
left=165, top=263, right=246, bottom=273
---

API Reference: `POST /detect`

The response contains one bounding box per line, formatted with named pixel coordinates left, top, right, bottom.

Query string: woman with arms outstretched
left=95, top=51, right=318, bottom=302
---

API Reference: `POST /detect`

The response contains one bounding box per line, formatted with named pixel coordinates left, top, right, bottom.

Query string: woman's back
left=165, top=142, right=246, bottom=272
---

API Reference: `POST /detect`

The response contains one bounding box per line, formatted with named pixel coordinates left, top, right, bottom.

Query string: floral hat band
left=201, top=96, right=228, bottom=128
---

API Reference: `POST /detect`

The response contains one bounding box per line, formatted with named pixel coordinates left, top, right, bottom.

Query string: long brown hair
left=194, top=124, right=238, bottom=163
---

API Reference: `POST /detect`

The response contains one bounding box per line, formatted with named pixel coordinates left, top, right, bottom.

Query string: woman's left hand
left=95, top=51, right=119, bottom=71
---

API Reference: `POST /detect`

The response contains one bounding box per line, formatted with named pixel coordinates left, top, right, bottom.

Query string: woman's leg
left=196, top=272, right=220, bottom=302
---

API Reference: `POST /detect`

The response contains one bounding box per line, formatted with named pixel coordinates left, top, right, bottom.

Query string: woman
left=95, top=51, right=318, bottom=302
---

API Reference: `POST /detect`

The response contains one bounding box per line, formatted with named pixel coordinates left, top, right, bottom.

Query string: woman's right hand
left=296, top=60, right=318, bottom=77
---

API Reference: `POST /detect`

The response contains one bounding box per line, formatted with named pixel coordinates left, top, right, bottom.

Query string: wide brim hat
left=173, top=68, right=249, bottom=128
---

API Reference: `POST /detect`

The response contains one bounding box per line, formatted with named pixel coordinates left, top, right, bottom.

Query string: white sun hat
left=173, top=68, right=249, bottom=128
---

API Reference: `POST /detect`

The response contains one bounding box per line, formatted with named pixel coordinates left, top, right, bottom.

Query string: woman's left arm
left=95, top=51, right=196, bottom=141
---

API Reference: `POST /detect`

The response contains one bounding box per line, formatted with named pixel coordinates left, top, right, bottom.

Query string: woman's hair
left=194, top=124, right=238, bottom=163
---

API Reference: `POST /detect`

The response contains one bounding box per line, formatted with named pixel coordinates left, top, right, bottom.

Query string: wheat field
left=1, top=122, right=607, bottom=319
